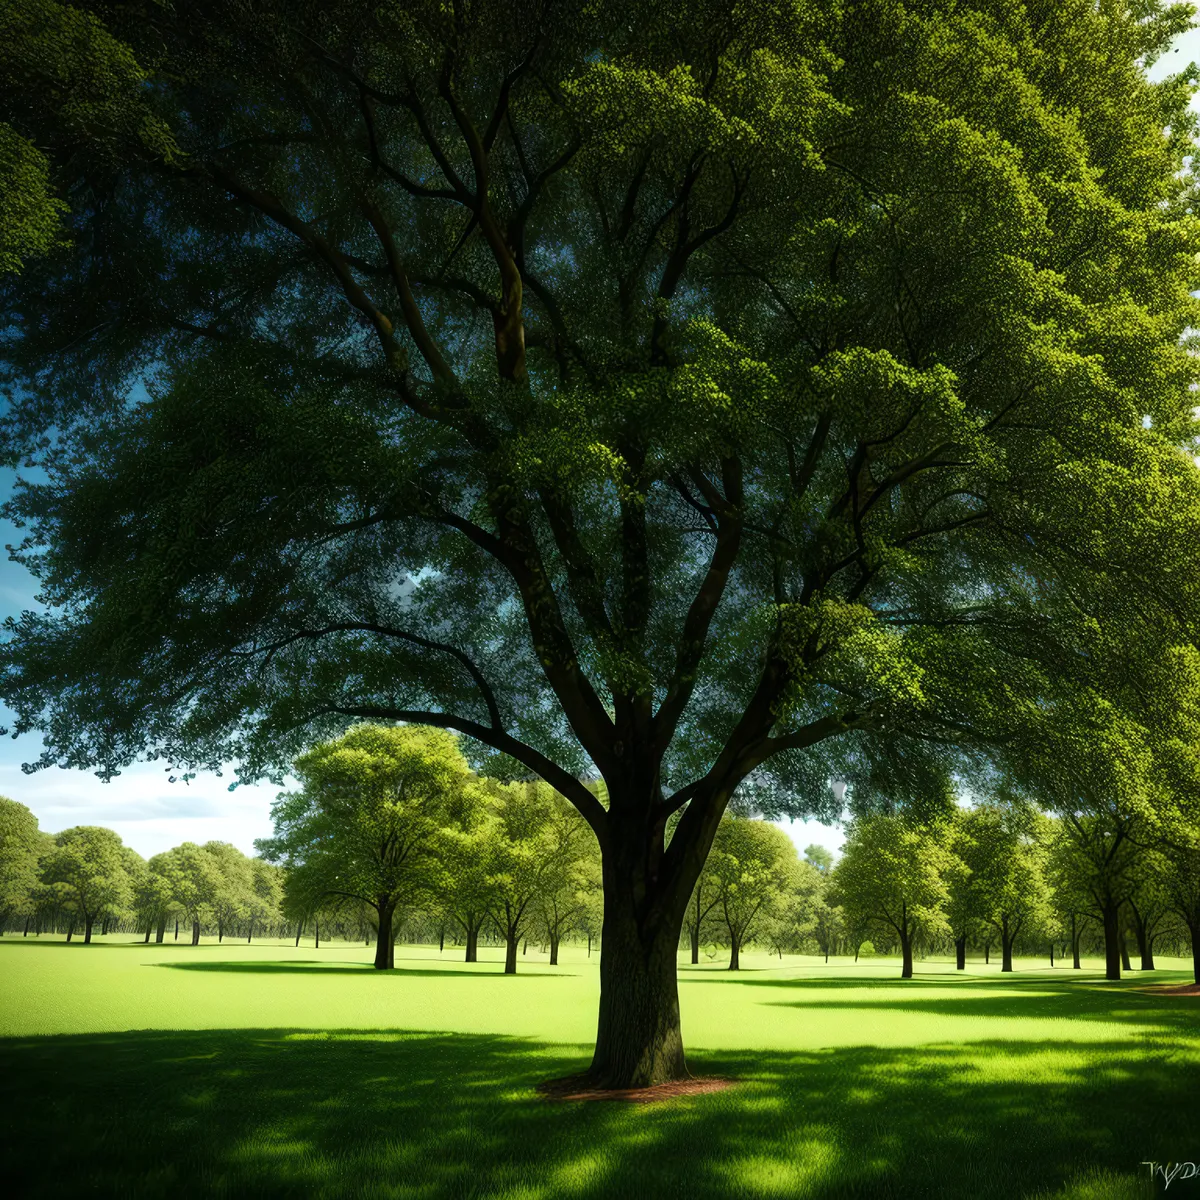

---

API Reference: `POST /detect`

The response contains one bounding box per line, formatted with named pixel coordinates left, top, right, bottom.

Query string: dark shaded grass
left=0, top=1021, right=1188, bottom=1199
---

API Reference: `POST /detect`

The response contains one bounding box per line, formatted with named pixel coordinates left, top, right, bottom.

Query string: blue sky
left=3, top=22, right=1199, bottom=860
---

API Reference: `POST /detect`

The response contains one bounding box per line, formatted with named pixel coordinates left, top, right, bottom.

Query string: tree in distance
left=961, top=806, right=1052, bottom=973
left=803, top=845, right=835, bottom=875
left=832, top=813, right=953, bottom=979
left=39, top=825, right=135, bottom=943
left=258, top=724, right=481, bottom=969
left=3, top=0, right=1200, bottom=1085
left=704, top=815, right=802, bottom=969
left=0, top=796, right=42, bottom=934
left=161, top=842, right=223, bottom=946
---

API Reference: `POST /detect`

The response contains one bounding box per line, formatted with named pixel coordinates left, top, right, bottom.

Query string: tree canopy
left=3, top=0, right=1200, bottom=1086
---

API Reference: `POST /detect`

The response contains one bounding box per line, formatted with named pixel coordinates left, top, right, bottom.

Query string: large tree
left=2, top=0, right=1200, bottom=1086
left=258, top=723, right=479, bottom=968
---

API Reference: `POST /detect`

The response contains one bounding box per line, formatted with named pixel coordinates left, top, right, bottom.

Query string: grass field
left=1, top=937, right=1196, bottom=1199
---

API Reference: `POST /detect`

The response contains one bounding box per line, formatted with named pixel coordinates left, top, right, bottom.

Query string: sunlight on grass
left=1, top=939, right=1195, bottom=1198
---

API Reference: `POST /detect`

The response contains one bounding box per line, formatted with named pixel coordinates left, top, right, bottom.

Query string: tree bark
left=1001, top=921, right=1014, bottom=973
left=1072, top=915, right=1081, bottom=969
left=174, top=919, right=179, bottom=941
left=550, top=934, right=559, bottom=965
left=218, top=921, right=224, bottom=943
left=587, top=931, right=592, bottom=957
left=728, top=934, right=740, bottom=970
left=374, top=902, right=395, bottom=970
left=191, top=919, right=201, bottom=946
left=1190, top=921, right=1200, bottom=985
left=247, top=921, right=253, bottom=944
left=588, top=884, right=688, bottom=1088
left=505, top=927, right=519, bottom=974
left=690, top=924, right=699, bottom=964
left=439, top=928, right=445, bottom=953
left=295, top=922, right=303, bottom=947
left=900, top=930, right=913, bottom=979
left=1102, top=901, right=1121, bottom=980
left=144, top=922, right=152, bottom=943
left=156, top=915, right=166, bottom=944
left=465, top=923, right=479, bottom=963
left=66, top=917, right=75, bottom=943
left=1119, top=928, right=1132, bottom=972
left=984, top=942, right=990, bottom=965
left=955, top=936, right=966, bottom=970
left=84, top=916, right=94, bottom=945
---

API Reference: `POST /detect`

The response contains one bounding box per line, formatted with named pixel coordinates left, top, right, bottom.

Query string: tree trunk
left=1001, top=921, right=1014, bottom=973
left=1072, top=915, right=1081, bottom=969
left=1142, top=939, right=1155, bottom=971
left=66, top=917, right=75, bottom=943
left=144, top=922, right=152, bottom=943
left=1049, top=941, right=1054, bottom=967
left=587, top=931, right=592, bottom=957
left=955, top=936, right=966, bottom=970
left=23, top=916, right=30, bottom=936
left=295, top=922, right=303, bottom=947
left=550, top=934, right=559, bottom=965
left=191, top=919, right=201, bottom=946
left=1132, top=915, right=1154, bottom=970
left=1120, top=928, right=1131, bottom=972
left=156, top=915, right=166, bottom=944
left=984, top=942, right=990, bottom=965
left=900, top=930, right=913, bottom=979
left=505, top=928, right=519, bottom=974
left=465, top=923, right=479, bottom=963
left=588, top=885, right=688, bottom=1089
left=218, top=921, right=224, bottom=943
left=1190, top=921, right=1200, bottom=985
left=314, top=919, right=320, bottom=950
left=1102, top=901, right=1121, bottom=980
left=690, top=924, right=699, bottom=964
left=728, top=934, right=740, bottom=970
left=374, top=903, right=395, bottom=970
left=174, top=919, right=179, bottom=941
left=247, top=921, right=253, bottom=944
left=439, top=928, right=445, bottom=953
left=84, top=916, right=94, bottom=945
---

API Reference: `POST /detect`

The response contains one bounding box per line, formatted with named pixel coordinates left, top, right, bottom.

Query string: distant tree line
left=3, top=726, right=1198, bottom=984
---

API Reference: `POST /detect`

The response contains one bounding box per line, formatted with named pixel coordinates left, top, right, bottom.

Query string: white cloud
left=0, top=759, right=291, bottom=858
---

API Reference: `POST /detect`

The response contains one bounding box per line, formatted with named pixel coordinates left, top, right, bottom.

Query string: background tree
left=0, top=797, right=42, bottom=934
left=258, top=724, right=479, bottom=969
left=136, top=853, right=176, bottom=944
left=1126, top=851, right=1173, bottom=971
left=1158, top=835, right=1200, bottom=984
left=533, top=806, right=598, bottom=965
left=247, top=859, right=283, bottom=943
left=945, top=810, right=982, bottom=971
left=832, top=814, right=953, bottom=979
left=202, top=841, right=256, bottom=943
left=804, top=845, right=835, bottom=876
left=965, top=807, right=1052, bottom=973
left=1049, top=805, right=1141, bottom=980
left=162, top=842, right=223, bottom=945
left=435, top=816, right=498, bottom=963
left=705, top=816, right=802, bottom=969
left=4, top=0, right=1200, bottom=1088
left=39, top=825, right=134, bottom=943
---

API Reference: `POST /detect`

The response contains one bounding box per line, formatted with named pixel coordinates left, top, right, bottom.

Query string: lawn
left=0, top=937, right=1195, bottom=1199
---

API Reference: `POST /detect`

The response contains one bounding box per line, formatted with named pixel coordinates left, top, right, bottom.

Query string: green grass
left=1, top=937, right=1196, bottom=1199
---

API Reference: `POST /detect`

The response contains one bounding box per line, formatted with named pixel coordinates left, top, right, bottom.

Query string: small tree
left=247, top=859, right=283, bottom=943
left=259, top=724, right=480, bottom=969
left=966, top=807, right=1052, bottom=973
left=162, top=842, right=223, bottom=945
left=833, top=814, right=953, bottom=979
left=202, top=841, right=256, bottom=942
left=0, top=797, right=42, bottom=934
left=39, top=825, right=134, bottom=943
left=706, top=816, right=802, bottom=970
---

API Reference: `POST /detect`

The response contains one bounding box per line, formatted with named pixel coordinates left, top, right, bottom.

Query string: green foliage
left=832, top=814, right=954, bottom=965
left=258, top=724, right=481, bottom=926
left=39, top=825, right=136, bottom=936
left=0, top=796, right=42, bottom=918
left=0, top=0, right=179, bottom=273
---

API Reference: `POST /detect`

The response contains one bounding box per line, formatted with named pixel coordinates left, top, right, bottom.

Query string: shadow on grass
left=154, top=960, right=577, bottom=978
left=0, top=1026, right=1186, bottom=1199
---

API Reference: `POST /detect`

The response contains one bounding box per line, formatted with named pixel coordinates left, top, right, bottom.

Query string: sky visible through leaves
left=2, top=19, right=1199, bottom=859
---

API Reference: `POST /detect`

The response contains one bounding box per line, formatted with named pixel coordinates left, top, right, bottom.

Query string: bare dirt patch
left=1140, top=983, right=1200, bottom=996
left=536, top=1073, right=737, bottom=1103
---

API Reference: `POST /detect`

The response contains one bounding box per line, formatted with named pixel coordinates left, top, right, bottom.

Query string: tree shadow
left=154, top=960, right=578, bottom=978
left=0, top=1026, right=1182, bottom=1199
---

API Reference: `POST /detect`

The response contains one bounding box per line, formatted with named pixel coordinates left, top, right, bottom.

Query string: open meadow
left=1, top=937, right=1196, bottom=1200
